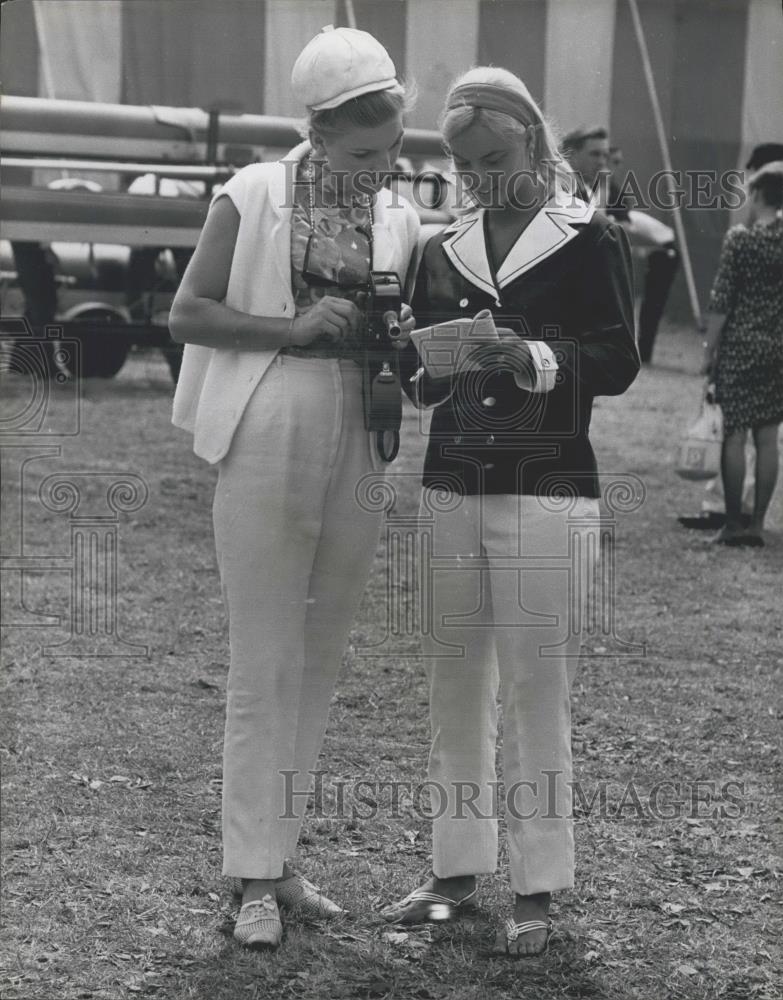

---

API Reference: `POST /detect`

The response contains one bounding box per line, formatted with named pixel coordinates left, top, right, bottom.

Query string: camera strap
left=375, top=429, right=400, bottom=463
left=304, top=160, right=400, bottom=464
left=362, top=354, right=402, bottom=437
left=362, top=273, right=403, bottom=464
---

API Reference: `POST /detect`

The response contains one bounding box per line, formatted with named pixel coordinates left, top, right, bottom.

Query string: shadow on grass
left=174, top=905, right=613, bottom=1000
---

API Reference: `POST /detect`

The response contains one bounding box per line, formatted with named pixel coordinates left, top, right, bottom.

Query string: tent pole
left=345, top=1, right=358, bottom=30
left=626, top=0, right=703, bottom=329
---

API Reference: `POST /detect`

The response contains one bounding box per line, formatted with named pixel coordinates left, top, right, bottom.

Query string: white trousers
left=213, top=355, right=383, bottom=878
left=420, top=490, right=600, bottom=895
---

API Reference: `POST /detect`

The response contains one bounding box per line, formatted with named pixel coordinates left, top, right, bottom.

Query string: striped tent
left=2, top=0, right=781, bottom=312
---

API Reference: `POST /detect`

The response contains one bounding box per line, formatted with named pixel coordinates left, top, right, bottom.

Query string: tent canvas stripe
left=122, top=1, right=197, bottom=108
left=544, top=0, right=617, bottom=135
left=739, top=0, right=783, bottom=164
left=122, top=1, right=267, bottom=114
left=609, top=0, right=678, bottom=189
left=177, top=1, right=267, bottom=116
left=335, top=0, right=407, bottom=78
left=0, top=0, right=39, bottom=186
left=33, top=0, right=122, bottom=103
left=0, top=0, right=39, bottom=98
left=669, top=0, right=748, bottom=294
left=263, top=1, right=336, bottom=117
left=405, top=0, right=479, bottom=129
left=478, top=0, right=548, bottom=106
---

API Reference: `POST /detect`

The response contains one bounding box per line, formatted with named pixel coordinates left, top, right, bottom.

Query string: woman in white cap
left=169, top=26, right=419, bottom=950
left=382, top=67, right=639, bottom=956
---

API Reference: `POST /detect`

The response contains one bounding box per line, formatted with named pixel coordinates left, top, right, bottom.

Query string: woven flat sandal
left=275, top=872, right=345, bottom=918
left=233, top=894, right=283, bottom=950
left=230, top=873, right=344, bottom=919
left=380, top=886, right=478, bottom=924
left=494, top=918, right=551, bottom=957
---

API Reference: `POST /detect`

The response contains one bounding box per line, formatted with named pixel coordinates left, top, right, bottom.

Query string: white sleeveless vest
left=171, top=141, right=420, bottom=464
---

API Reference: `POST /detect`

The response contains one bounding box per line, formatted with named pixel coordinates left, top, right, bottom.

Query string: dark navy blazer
left=402, top=196, right=641, bottom=497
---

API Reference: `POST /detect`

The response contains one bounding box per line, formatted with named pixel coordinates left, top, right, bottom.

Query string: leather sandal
left=493, top=918, right=551, bottom=957
left=380, top=886, right=478, bottom=924
left=230, top=872, right=344, bottom=919
left=233, top=894, right=283, bottom=950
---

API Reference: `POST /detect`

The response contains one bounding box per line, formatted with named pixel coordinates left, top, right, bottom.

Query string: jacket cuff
left=512, top=341, right=558, bottom=393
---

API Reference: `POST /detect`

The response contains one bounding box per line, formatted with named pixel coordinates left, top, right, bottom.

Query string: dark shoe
left=678, top=511, right=751, bottom=530
left=678, top=512, right=726, bottom=530
left=722, top=534, right=764, bottom=548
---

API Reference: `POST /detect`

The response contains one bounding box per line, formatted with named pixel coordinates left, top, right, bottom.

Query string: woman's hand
left=699, top=341, right=718, bottom=378
left=391, top=303, right=415, bottom=350
left=494, top=338, right=535, bottom=385
left=469, top=336, right=534, bottom=381
left=496, top=337, right=533, bottom=373
left=699, top=314, right=723, bottom=379
left=290, top=296, right=362, bottom=345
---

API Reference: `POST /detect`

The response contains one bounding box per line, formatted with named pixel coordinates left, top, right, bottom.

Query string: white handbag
left=675, top=388, right=723, bottom=480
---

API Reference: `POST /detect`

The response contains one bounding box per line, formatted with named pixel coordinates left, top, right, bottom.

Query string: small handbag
left=675, top=387, right=723, bottom=480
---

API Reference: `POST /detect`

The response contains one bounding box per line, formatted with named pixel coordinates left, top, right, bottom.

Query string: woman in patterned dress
left=702, top=161, right=783, bottom=546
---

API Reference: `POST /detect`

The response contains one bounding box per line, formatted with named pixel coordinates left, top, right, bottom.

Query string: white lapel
left=441, top=210, right=498, bottom=299
left=495, top=195, right=594, bottom=288
left=440, top=196, right=595, bottom=298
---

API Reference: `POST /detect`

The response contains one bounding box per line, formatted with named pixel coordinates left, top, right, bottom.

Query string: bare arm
left=700, top=311, right=726, bottom=377
left=701, top=226, right=742, bottom=376
left=168, top=195, right=361, bottom=349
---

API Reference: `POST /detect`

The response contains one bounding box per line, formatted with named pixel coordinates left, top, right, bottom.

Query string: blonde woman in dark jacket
left=382, top=67, right=640, bottom=956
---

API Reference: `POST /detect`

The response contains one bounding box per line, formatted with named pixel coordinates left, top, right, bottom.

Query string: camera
left=363, top=271, right=403, bottom=462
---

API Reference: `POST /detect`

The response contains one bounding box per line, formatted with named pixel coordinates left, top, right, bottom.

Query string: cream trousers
left=213, top=355, right=383, bottom=878
left=420, top=490, right=600, bottom=895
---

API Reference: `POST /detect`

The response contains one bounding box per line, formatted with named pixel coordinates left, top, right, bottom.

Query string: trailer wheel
left=62, top=309, right=131, bottom=378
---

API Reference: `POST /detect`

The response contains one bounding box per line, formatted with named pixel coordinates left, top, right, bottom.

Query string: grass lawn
left=1, top=322, right=781, bottom=1000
